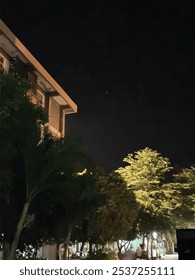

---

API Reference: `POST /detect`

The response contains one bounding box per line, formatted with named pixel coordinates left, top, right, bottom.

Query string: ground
left=162, top=253, right=178, bottom=260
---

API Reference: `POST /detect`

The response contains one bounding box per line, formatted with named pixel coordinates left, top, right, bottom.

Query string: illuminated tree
left=166, top=165, right=195, bottom=228
left=116, top=148, right=176, bottom=239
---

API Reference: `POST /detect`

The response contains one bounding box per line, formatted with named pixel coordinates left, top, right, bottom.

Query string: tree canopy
left=74, top=168, right=139, bottom=247
left=0, top=70, right=47, bottom=202
left=0, top=70, right=93, bottom=259
left=1, top=70, right=194, bottom=259
left=165, top=165, right=195, bottom=228
left=116, top=148, right=177, bottom=234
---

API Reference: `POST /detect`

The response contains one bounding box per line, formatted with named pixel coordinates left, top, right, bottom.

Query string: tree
left=116, top=147, right=172, bottom=190
left=0, top=70, right=47, bottom=258
left=19, top=168, right=102, bottom=260
left=0, top=70, right=46, bottom=202
left=10, top=134, right=92, bottom=259
left=166, top=165, right=195, bottom=228
left=0, top=70, right=92, bottom=259
left=116, top=147, right=177, bottom=254
left=73, top=168, right=139, bottom=256
left=57, top=171, right=100, bottom=259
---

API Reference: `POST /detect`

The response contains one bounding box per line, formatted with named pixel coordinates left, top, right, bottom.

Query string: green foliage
left=0, top=71, right=46, bottom=245
left=83, top=168, right=139, bottom=244
left=1, top=70, right=194, bottom=257
left=165, top=165, right=195, bottom=227
left=116, top=147, right=172, bottom=190
left=0, top=70, right=29, bottom=119
left=17, top=153, right=97, bottom=257
left=116, top=148, right=175, bottom=233
left=87, top=249, right=117, bottom=260
left=0, top=70, right=94, bottom=258
left=173, top=165, right=195, bottom=186
left=22, top=134, right=91, bottom=201
left=0, top=70, right=47, bottom=202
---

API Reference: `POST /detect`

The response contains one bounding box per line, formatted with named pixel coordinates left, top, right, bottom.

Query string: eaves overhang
left=0, top=19, right=77, bottom=114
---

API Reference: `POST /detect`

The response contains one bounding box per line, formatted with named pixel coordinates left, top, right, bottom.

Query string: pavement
left=161, top=253, right=178, bottom=260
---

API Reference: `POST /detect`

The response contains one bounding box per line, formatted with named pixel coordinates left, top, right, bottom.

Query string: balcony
left=9, top=56, right=37, bottom=95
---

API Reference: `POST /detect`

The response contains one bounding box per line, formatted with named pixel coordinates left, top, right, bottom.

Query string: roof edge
left=0, top=19, right=77, bottom=113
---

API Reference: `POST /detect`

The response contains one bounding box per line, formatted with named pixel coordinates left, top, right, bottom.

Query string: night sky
left=1, top=0, right=195, bottom=171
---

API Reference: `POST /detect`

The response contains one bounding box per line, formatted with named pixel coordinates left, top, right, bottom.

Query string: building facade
left=0, top=19, right=77, bottom=138
left=0, top=19, right=78, bottom=260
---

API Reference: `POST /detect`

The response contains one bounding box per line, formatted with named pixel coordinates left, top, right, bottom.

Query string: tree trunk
left=80, top=242, right=85, bottom=257
left=8, top=201, right=30, bottom=259
left=142, top=234, right=145, bottom=249
left=63, top=227, right=72, bottom=260
left=58, top=244, right=64, bottom=260
left=3, top=242, right=10, bottom=260
left=56, top=242, right=60, bottom=260
left=146, top=235, right=149, bottom=254
left=150, top=233, right=153, bottom=259
left=89, top=241, right=93, bottom=256
left=165, top=231, right=175, bottom=254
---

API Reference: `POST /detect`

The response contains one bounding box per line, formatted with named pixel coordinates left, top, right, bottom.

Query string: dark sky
left=1, top=0, right=195, bottom=171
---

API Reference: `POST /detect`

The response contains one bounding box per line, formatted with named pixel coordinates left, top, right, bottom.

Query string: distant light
left=153, top=231, right=158, bottom=239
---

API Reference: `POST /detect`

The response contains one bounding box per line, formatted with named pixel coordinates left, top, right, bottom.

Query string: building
left=0, top=19, right=78, bottom=259
left=0, top=19, right=77, bottom=138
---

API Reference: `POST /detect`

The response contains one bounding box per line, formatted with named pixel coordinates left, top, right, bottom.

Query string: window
left=37, top=91, right=44, bottom=107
